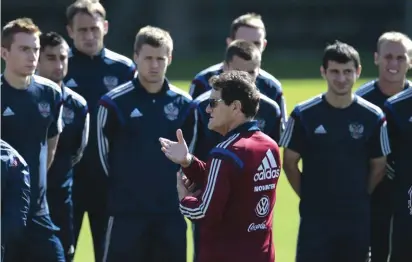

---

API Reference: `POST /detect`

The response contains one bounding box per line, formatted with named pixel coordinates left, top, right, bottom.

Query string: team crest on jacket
left=103, top=76, right=119, bottom=90
left=62, top=107, right=75, bottom=125
left=349, top=123, right=364, bottom=139
left=164, top=102, right=179, bottom=121
left=38, top=102, right=51, bottom=118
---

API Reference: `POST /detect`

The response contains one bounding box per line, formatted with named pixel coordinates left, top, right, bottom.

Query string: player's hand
left=176, top=172, right=201, bottom=201
left=182, top=174, right=197, bottom=192
left=159, top=129, right=191, bottom=167
left=67, top=245, right=75, bottom=262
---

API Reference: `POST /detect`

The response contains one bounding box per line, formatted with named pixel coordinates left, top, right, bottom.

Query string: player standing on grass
left=280, top=41, right=390, bottom=262
left=64, top=1, right=136, bottom=260
left=383, top=86, right=412, bottom=262
left=160, top=71, right=281, bottom=262
left=37, top=31, right=90, bottom=262
left=189, top=13, right=287, bottom=129
left=355, top=31, right=412, bottom=262
left=1, top=139, right=31, bottom=261
left=97, top=26, right=194, bottom=262
left=1, top=18, right=65, bottom=261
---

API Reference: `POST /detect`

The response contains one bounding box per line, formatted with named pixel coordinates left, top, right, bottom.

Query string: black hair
left=40, top=31, right=67, bottom=51
left=224, top=39, right=261, bottom=65
left=209, top=70, right=260, bottom=118
left=322, top=40, right=361, bottom=69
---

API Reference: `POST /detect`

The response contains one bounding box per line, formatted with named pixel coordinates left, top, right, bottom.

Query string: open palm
left=159, top=129, right=189, bottom=165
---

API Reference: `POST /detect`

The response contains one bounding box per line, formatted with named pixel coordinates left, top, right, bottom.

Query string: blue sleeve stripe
left=380, top=121, right=391, bottom=156
left=209, top=148, right=244, bottom=169
left=197, top=75, right=209, bottom=89
left=101, top=95, right=125, bottom=125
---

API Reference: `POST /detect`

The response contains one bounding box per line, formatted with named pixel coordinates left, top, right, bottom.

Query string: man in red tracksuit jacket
left=160, top=70, right=281, bottom=262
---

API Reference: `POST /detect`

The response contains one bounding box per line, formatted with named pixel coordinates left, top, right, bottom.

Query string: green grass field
left=73, top=78, right=372, bottom=262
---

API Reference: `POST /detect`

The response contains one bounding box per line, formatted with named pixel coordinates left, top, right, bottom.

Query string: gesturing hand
left=159, top=129, right=191, bottom=167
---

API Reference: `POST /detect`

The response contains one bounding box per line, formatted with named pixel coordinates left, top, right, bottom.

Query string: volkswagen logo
left=255, top=195, right=270, bottom=218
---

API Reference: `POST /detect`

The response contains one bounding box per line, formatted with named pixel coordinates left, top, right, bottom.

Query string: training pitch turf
left=73, top=78, right=373, bottom=262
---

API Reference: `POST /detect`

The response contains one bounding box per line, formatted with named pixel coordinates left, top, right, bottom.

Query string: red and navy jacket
left=97, top=78, right=195, bottom=215
left=1, top=139, right=30, bottom=248
left=189, top=62, right=287, bottom=130
left=181, top=121, right=281, bottom=262
left=190, top=89, right=281, bottom=162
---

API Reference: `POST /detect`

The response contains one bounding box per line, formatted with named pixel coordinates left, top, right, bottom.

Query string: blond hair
left=377, top=31, right=412, bottom=57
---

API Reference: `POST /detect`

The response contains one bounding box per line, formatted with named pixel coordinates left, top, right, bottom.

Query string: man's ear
left=356, top=65, right=362, bottom=79
left=374, top=52, right=379, bottom=66
left=103, top=20, right=109, bottom=35
left=168, top=55, right=172, bottom=66
left=232, top=100, right=242, bottom=113
left=320, top=65, right=326, bottom=79
left=226, top=37, right=233, bottom=47
left=223, top=62, right=230, bottom=72
left=1, top=47, right=9, bottom=61
left=262, top=39, right=267, bottom=52
left=133, top=52, right=139, bottom=65
left=408, top=56, right=412, bottom=69
left=66, top=25, right=74, bottom=39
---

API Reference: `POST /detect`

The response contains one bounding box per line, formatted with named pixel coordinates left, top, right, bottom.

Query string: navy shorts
left=102, top=215, right=187, bottom=262
left=296, top=217, right=369, bottom=262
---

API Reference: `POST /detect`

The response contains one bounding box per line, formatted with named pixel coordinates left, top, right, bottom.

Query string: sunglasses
left=208, top=98, right=223, bottom=108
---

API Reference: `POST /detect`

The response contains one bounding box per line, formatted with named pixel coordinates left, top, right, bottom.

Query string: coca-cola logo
left=247, top=221, right=267, bottom=232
